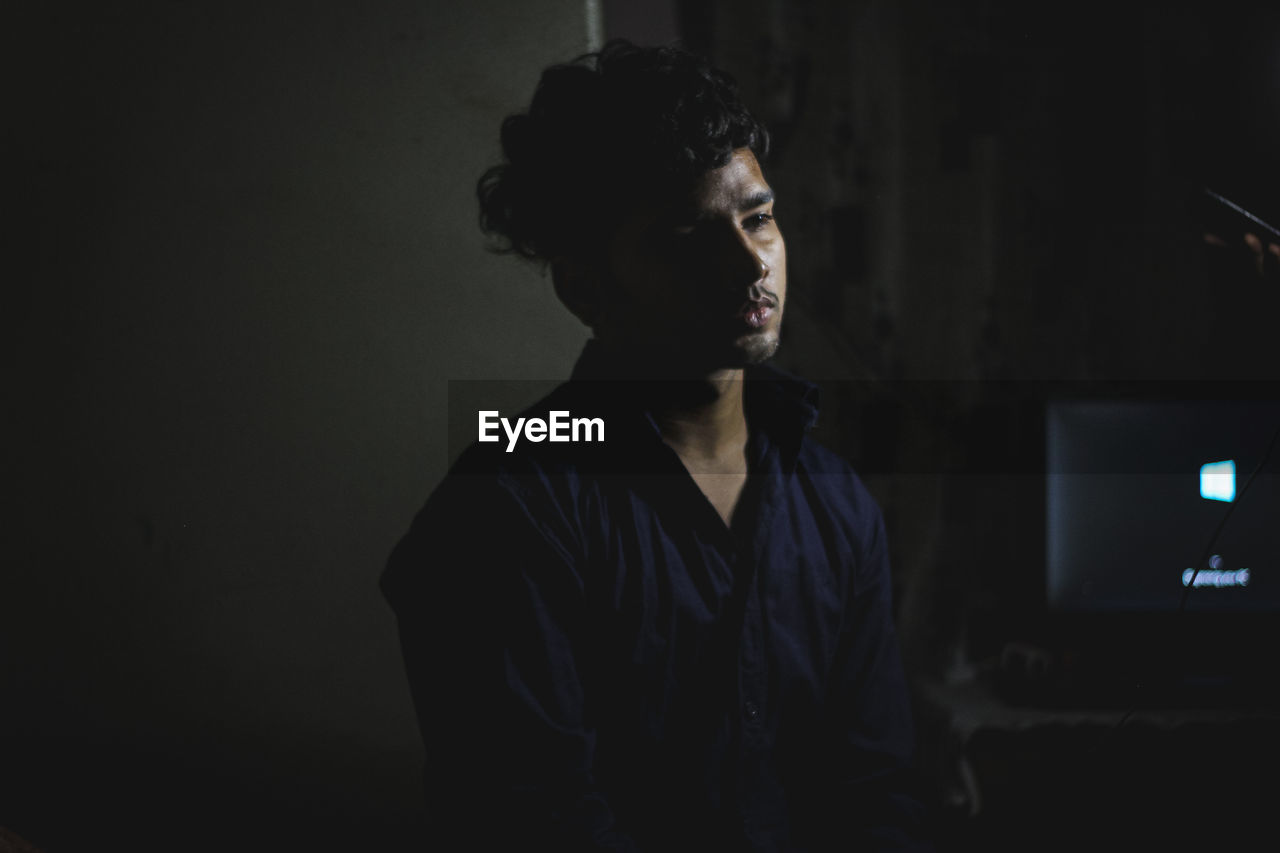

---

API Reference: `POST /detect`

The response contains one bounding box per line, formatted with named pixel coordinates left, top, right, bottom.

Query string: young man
left=383, top=40, right=932, bottom=851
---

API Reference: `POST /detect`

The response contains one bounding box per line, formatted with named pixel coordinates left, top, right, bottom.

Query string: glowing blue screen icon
left=1200, top=459, right=1236, bottom=502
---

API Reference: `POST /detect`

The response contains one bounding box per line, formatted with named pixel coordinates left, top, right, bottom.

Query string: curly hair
left=476, top=39, right=770, bottom=265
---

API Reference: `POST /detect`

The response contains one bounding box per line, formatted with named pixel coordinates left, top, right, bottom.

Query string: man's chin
left=735, top=331, right=781, bottom=366
left=694, top=329, right=782, bottom=371
left=603, top=329, right=780, bottom=376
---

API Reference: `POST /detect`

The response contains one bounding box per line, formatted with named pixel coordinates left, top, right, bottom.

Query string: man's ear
left=550, top=257, right=603, bottom=328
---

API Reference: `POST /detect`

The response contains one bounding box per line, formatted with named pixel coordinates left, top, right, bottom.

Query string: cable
left=1204, top=188, right=1280, bottom=243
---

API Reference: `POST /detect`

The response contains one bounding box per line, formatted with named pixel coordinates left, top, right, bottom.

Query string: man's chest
left=576, top=478, right=853, bottom=705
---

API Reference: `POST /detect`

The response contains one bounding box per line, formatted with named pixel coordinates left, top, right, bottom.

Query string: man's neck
left=584, top=343, right=752, bottom=527
left=580, top=339, right=752, bottom=463
left=649, top=368, right=748, bottom=462
left=648, top=367, right=751, bottom=529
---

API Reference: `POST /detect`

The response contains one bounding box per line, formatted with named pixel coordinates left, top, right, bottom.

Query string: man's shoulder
left=794, top=436, right=874, bottom=494
left=791, top=435, right=887, bottom=541
left=383, top=384, right=596, bottom=607
left=794, top=434, right=857, bottom=475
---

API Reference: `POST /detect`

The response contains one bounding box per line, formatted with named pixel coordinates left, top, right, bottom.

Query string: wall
left=6, top=2, right=593, bottom=850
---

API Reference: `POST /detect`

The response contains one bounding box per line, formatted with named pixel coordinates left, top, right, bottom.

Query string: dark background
left=7, top=0, right=1280, bottom=850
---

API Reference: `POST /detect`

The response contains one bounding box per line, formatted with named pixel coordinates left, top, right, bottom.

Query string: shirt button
left=744, top=701, right=760, bottom=721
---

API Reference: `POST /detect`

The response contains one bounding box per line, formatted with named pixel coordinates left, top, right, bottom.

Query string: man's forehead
left=687, top=149, right=772, bottom=210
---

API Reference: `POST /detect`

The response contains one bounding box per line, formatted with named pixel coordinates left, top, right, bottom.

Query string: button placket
left=737, top=551, right=766, bottom=738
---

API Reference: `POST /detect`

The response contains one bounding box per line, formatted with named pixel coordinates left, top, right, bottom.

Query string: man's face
left=591, top=147, right=787, bottom=373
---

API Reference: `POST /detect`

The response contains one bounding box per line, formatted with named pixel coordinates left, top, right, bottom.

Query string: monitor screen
left=1046, top=400, right=1280, bottom=613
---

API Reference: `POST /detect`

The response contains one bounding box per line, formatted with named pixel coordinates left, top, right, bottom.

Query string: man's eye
left=744, top=212, right=774, bottom=231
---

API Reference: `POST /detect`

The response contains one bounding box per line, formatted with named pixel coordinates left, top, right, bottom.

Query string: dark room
left=7, top=1, right=1280, bottom=851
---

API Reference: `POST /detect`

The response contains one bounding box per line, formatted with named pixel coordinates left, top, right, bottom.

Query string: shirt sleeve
left=381, top=466, right=646, bottom=852
left=818, top=499, right=936, bottom=852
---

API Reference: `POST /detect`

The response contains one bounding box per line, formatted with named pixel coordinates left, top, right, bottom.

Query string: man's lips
left=736, top=297, right=776, bottom=328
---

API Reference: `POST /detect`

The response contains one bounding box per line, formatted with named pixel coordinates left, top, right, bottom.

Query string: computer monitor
left=1046, top=398, right=1280, bottom=614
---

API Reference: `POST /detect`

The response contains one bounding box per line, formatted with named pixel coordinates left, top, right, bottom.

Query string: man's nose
left=708, top=224, right=768, bottom=289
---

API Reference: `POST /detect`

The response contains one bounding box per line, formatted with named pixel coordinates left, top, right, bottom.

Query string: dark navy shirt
left=383, top=343, right=931, bottom=851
